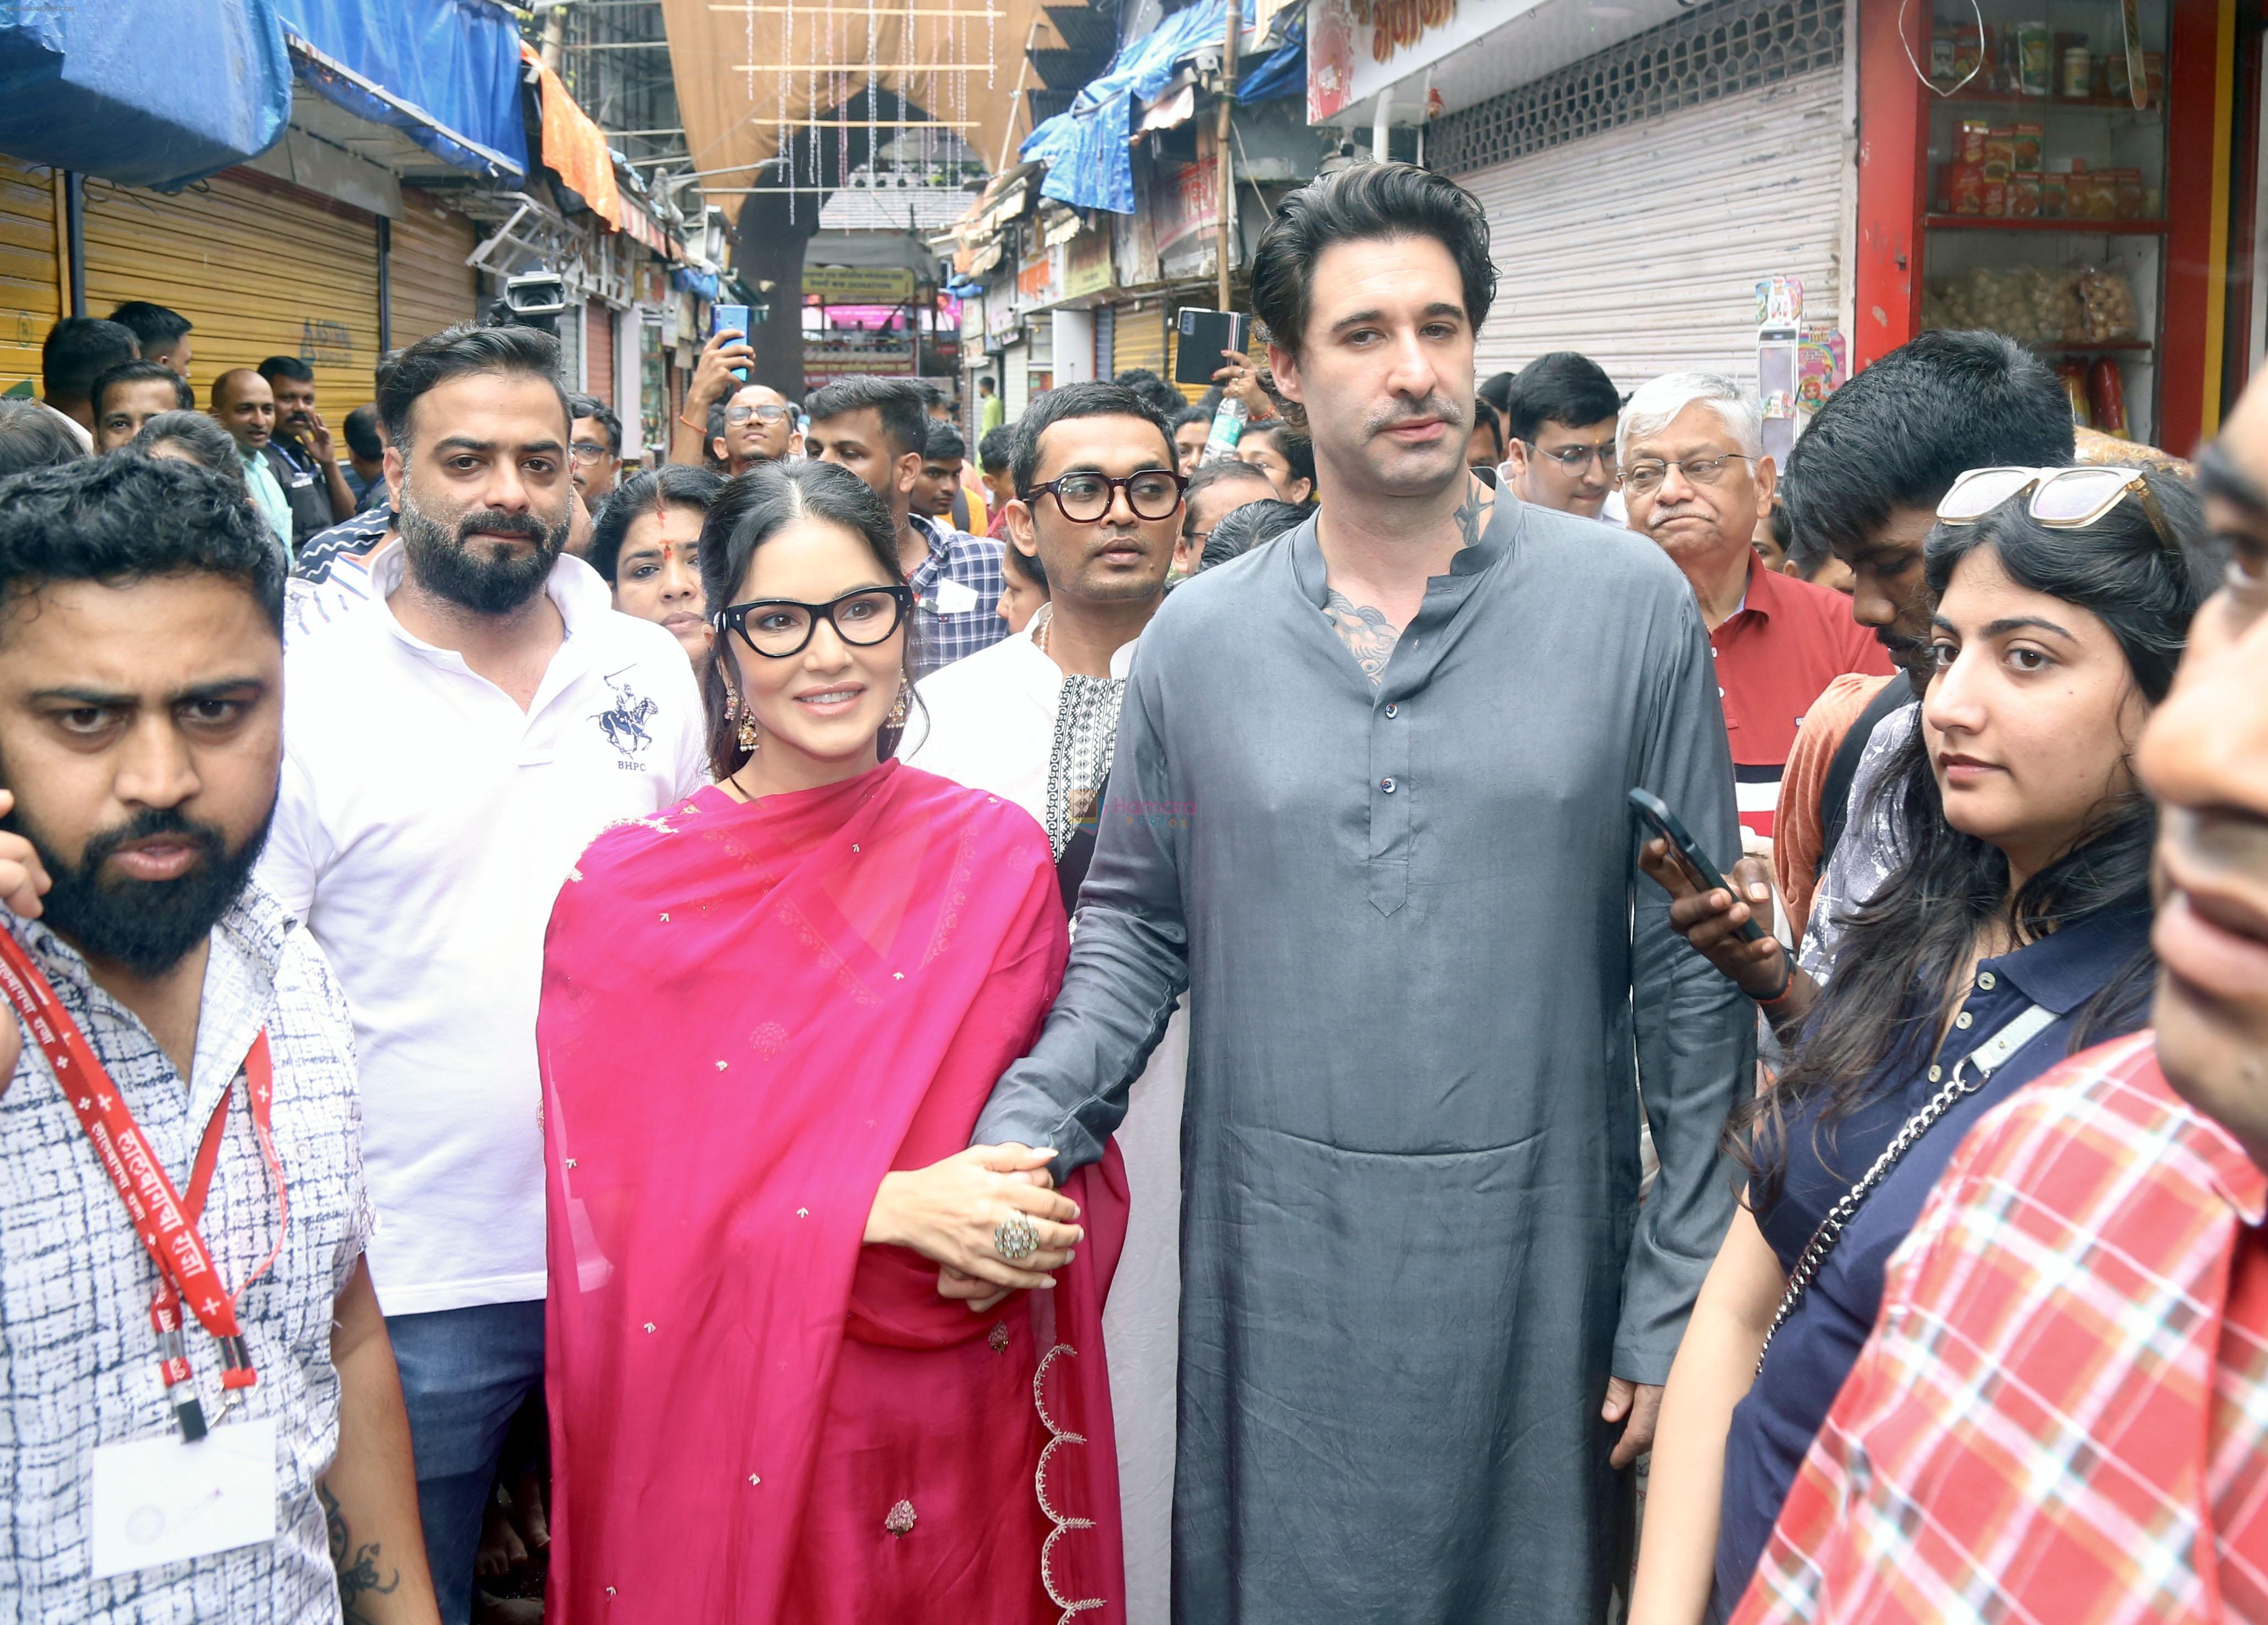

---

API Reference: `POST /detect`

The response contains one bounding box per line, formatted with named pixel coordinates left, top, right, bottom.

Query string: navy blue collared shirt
left=1712, top=902, right=2156, bottom=1618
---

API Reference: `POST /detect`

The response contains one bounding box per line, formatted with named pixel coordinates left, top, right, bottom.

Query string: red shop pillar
left=1852, top=0, right=1927, bottom=373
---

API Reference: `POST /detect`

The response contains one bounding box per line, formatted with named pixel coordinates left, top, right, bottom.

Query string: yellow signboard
left=804, top=265, right=916, bottom=302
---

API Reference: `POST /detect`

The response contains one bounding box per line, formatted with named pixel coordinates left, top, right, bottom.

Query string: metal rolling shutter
left=1095, top=302, right=1115, bottom=380
left=81, top=168, right=380, bottom=407
left=1003, top=340, right=1030, bottom=418
left=387, top=187, right=479, bottom=347
left=584, top=300, right=615, bottom=404
left=0, top=156, right=60, bottom=393
left=1108, top=298, right=1167, bottom=382
left=1459, top=68, right=1847, bottom=395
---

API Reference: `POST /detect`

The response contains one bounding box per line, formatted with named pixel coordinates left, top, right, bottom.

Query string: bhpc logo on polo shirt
left=593, top=667, right=658, bottom=769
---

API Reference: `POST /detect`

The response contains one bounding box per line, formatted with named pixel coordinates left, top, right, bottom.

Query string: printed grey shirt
left=0, top=884, right=371, bottom=1620
left=1797, top=699, right=1919, bottom=984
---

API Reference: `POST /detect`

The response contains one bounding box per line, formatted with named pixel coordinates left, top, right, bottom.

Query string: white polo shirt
left=260, top=549, right=707, bottom=1316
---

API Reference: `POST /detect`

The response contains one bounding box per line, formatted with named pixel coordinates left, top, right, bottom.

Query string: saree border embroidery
left=1031, top=1342, right=1105, bottom=1621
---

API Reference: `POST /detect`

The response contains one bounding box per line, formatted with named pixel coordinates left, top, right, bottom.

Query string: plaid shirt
left=905, top=512, right=1007, bottom=675
left=1731, top=1031, right=2268, bottom=1625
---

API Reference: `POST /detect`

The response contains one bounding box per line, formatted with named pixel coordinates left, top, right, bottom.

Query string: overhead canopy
left=276, top=0, right=527, bottom=180
left=0, top=0, right=292, bottom=189
left=655, top=0, right=1059, bottom=226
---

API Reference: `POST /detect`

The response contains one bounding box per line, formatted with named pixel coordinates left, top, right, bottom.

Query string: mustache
left=1875, top=623, right=1933, bottom=663
left=454, top=508, right=552, bottom=545
left=81, top=806, right=228, bottom=879
left=2162, top=805, right=2268, bottom=883
left=1364, top=396, right=1465, bottom=437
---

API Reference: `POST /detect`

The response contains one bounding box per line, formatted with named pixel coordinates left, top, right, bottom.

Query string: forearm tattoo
left=1322, top=589, right=1401, bottom=683
left=323, top=1482, right=402, bottom=1624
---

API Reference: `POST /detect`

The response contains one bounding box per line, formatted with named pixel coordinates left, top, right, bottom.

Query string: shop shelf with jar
left=1916, top=1, right=2169, bottom=441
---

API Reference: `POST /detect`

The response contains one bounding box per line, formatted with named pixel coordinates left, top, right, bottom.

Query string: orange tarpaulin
left=520, top=43, right=622, bottom=229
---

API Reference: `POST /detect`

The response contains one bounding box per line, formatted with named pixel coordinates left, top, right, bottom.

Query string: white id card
left=90, top=1419, right=278, bottom=1578
left=933, top=577, right=980, bottom=615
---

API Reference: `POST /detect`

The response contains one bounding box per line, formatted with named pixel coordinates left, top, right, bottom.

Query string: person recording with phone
left=670, top=321, right=761, bottom=471
left=1627, top=463, right=2211, bottom=1625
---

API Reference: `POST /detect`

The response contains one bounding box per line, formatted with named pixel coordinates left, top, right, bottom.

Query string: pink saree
left=537, top=760, right=1127, bottom=1623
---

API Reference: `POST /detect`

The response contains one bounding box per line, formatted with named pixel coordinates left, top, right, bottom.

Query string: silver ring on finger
left=993, top=1213, right=1040, bottom=1263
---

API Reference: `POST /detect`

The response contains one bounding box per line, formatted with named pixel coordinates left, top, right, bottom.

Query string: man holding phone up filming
left=961, top=164, right=1751, bottom=1622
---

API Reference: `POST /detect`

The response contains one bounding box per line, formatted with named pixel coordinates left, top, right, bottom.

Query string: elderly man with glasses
left=1621, top=373, right=1892, bottom=841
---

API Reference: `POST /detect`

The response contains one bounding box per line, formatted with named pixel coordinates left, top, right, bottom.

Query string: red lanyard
left=0, top=931, right=288, bottom=1441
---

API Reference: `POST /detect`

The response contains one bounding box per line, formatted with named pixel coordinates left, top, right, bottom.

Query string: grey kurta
left=972, top=497, right=1751, bottom=1622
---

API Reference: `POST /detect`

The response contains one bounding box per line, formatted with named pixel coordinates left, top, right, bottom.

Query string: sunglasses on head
left=1936, top=464, right=2179, bottom=551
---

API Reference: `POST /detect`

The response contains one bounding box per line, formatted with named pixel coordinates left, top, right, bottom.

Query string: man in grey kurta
left=972, top=488, right=1752, bottom=1617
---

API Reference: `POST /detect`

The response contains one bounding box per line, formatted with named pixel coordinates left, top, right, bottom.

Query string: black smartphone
left=1173, top=308, right=1252, bottom=386
left=1627, top=788, right=1767, bottom=943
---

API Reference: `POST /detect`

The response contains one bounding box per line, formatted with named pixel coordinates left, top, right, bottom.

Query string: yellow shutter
left=1108, top=299, right=1167, bottom=383
left=0, top=156, right=62, bottom=395
left=389, top=187, right=480, bottom=347
left=80, top=168, right=380, bottom=409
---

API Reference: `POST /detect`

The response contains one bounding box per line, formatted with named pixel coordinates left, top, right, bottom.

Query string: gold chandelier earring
left=726, top=686, right=760, bottom=751
left=886, top=680, right=910, bottom=728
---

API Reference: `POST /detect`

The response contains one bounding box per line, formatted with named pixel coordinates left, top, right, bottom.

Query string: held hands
left=864, top=1143, right=1083, bottom=1303
left=688, top=327, right=756, bottom=413
left=1637, top=839, right=1788, bottom=1002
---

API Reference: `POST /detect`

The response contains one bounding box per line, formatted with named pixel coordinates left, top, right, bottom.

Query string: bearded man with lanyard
left=0, top=456, right=435, bottom=1620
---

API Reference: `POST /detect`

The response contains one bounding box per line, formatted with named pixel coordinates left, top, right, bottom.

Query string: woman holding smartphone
left=1627, top=466, right=2211, bottom=1624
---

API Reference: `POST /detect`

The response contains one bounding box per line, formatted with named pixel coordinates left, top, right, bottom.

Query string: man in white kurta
left=901, top=380, right=1194, bottom=1625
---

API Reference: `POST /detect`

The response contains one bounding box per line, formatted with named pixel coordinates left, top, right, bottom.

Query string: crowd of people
left=0, top=156, right=2262, bottom=1625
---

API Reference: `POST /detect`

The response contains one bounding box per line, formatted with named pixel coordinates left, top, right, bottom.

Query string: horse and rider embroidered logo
left=594, top=668, right=657, bottom=768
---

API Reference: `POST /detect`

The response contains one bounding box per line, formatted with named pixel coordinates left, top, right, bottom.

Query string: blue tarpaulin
left=1238, top=14, right=1304, bottom=105
left=277, top=0, right=526, bottom=180
left=0, top=0, right=292, bottom=189
left=1020, top=0, right=1254, bottom=216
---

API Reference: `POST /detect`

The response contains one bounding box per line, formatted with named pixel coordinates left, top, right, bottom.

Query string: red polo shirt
left=1710, top=557, right=1893, bottom=837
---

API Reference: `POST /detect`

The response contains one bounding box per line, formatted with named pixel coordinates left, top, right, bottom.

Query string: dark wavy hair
left=588, top=464, right=723, bottom=583
left=695, top=462, right=922, bottom=781
left=0, top=453, right=283, bottom=637
left=1250, top=162, right=1496, bottom=359
left=1743, top=468, right=2213, bottom=1204
left=0, top=398, right=86, bottom=479
left=378, top=323, right=568, bottom=456
left=1201, top=497, right=1308, bottom=571
left=129, top=411, right=250, bottom=507
left=1238, top=419, right=1315, bottom=502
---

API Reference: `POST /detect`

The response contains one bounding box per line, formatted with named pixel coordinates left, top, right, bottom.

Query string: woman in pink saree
left=537, top=462, right=1127, bottom=1622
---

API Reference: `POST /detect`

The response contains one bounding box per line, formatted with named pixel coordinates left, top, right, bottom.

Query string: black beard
left=398, top=488, right=565, bottom=616
left=4, top=804, right=272, bottom=980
